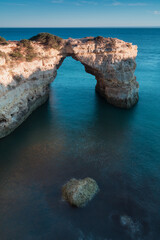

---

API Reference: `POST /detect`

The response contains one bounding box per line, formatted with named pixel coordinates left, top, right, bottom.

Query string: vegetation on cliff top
left=29, top=33, right=63, bottom=50
left=10, top=39, right=37, bottom=62
left=9, top=32, right=63, bottom=62
left=9, top=49, right=23, bottom=60
left=0, top=36, right=8, bottom=45
left=9, top=33, right=63, bottom=62
left=18, top=39, right=37, bottom=61
left=94, top=36, right=105, bottom=42
left=18, top=39, right=32, bottom=49
left=0, top=51, right=6, bottom=58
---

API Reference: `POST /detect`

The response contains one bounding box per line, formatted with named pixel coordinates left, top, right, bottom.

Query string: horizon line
left=0, top=26, right=160, bottom=28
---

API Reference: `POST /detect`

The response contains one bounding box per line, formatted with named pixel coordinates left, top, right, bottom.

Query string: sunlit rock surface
left=0, top=35, right=138, bottom=138
left=66, top=37, right=138, bottom=109
left=62, top=178, right=99, bottom=207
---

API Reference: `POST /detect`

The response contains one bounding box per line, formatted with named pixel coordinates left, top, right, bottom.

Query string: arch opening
left=0, top=36, right=138, bottom=139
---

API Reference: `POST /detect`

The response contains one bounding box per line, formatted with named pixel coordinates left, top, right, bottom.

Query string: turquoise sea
left=0, top=28, right=160, bottom=240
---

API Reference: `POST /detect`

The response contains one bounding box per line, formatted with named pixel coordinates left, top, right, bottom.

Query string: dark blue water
left=0, top=28, right=160, bottom=240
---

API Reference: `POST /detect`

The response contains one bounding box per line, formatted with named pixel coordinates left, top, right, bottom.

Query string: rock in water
left=120, top=215, right=140, bottom=235
left=121, top=215, right=133, bottom=227
left=62, top=178, right=99, bottom=207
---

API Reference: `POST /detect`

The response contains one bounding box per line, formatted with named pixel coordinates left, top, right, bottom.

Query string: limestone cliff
left=0, top=33, right=138, bottom=138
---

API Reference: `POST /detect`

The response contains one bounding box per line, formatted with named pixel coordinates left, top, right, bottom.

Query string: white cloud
left=128, top=3, right=147, bottom=6
left=154, top=10, right=160, bottom=15
left=109, top=1, right=148, bottom=7
left=51, top=0, right=63, bottom=3
left=112, top=1, right=122, bottom=6
left=73, top=0, right=98, bottom=6
left=80, top=0, right=98, bottom=5
left=51, top=0, right=148, bottom=7
left=72, top=1, right=83, bottom=6
left=74, top=0, right=98, bottom=6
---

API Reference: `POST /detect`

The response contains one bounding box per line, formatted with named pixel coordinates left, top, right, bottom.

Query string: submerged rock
left=121, top=215, right=133, bottom=226
left=120, top=215, right=140, bottom=235
left=62, top=178, right=99, bottom=207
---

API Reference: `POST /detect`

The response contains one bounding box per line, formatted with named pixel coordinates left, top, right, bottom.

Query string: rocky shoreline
left=0, top=33, right=138, bottom=138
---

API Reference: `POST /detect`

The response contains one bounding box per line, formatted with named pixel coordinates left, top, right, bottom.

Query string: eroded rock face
left=66, top=37, right=138, bottom=108
left=0, top=35, right=138, bottom=138
left=62, top=178, right=99, bottom=207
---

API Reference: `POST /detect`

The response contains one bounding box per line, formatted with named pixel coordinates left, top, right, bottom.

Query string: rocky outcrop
left=0, top=34, right=138, bottom=138
left=62, top=178, right=99, bottom=207
left=66, top=37, right=138, bottom=109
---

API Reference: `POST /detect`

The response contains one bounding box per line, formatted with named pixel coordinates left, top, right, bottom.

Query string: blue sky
left=0, top=0, right=160, bottom=27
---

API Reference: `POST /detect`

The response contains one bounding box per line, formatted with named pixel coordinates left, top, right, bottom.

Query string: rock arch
left=65, top=37, right=138, bottom=109
left=0, top=35, right=138, bottom=138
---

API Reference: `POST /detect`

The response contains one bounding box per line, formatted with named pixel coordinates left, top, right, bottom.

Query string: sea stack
left=0, top=33, right=138, bottom=138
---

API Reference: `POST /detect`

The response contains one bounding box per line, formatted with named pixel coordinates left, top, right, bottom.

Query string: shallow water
left=0, top=28, right=160, bottom=240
